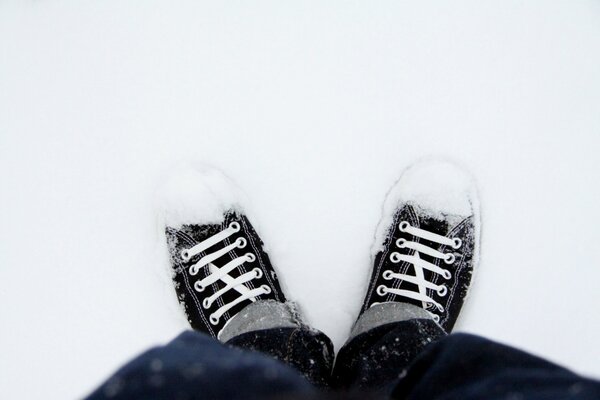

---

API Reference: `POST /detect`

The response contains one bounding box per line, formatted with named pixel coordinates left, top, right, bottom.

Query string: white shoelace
left=377, top=221, right=462, bottom=322
left=180, top=221, right=271, bottom=325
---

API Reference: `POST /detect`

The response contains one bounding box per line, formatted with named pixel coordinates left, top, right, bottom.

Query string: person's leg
left=89, top=166, right=335, bottom=399
left=334, top=316, right=600, bottom=400
left=333, top=304, right=445, bottom=391
left=334, top=160, right=600, bottom=399
left=220, top=300, right=334, bottom=387
left=390, top=332, right=600, bottom=400
left=86, top=330, right=317, bottom=400
left=333, top=160, right=479, bottom=393
left=162, top=166, right=334, bottom=387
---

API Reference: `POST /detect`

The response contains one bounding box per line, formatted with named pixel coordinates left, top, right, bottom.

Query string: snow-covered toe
left=159, top=165, right=248, bottom=229
left=161, top=166, right=287, bottom=339
left=361, top=158, right=480, bottom=333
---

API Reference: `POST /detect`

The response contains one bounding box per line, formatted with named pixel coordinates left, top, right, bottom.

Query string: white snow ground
left=1, top=1, right=599, bottom=398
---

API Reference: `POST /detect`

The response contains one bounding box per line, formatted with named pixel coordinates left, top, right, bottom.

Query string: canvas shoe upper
left=162, top=167, right=286, bottom=339
left=360, top=160, right=480, bottom=333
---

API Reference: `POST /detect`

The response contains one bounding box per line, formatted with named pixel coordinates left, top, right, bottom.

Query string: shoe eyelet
left=236, top=237, right=247, bottom=249
left=261, top=285, right=271, bottom=295
left=194, top=281, right=205, bottom=292
left=451, top=237, right=462, bottom=249
left=382, top=270, right=394, bottom=280
left=437, top=285, right=448, bottom=297
left=396, top=238, right=407, bottom=248
left=444, top=253, right=455, bottom=264
left=376, top=285, right=388, bottom=296
left=390, top=252, right=402, bottom=263
left=229, top=222, right=241, bottom=232
left=202, top=298, right=211, bottom=309
left=209, top=314, right=219, bottom=325
left=432, top=314, right=440, bottom=323
left=245, top=253, right=256, bottom=262
left=399, top=221, right=410, bottom=232
left=189, top=266, right=199, bottom=276
left=181, top=250, right=191, bottom=261
left=253, top=268, right=263, bottom=279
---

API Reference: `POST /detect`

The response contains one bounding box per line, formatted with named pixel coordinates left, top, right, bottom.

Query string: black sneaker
left=360, top=159, right=480, bottom=333
left=161, top=167, right=286, bottom=339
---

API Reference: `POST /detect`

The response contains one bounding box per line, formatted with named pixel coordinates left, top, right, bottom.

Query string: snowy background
left=1, top=1, right=600, bottom=398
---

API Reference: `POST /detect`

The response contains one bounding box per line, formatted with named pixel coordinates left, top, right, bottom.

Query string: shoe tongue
left=418, top=215, right=449, bottom=237
left=411, top=203, right=468, bottom=235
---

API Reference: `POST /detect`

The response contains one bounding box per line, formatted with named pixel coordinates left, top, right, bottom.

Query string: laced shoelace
left=377, top=221, right=462, bottom=322
left=180, top=221, right=271, bottom=325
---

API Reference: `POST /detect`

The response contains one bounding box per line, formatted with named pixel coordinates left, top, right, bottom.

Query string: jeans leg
left=222, top=300, right=335, bottom=388
left=333, top=317, right=445, bottom=392
left=85, top=330, right=317, bottom=400
left=227, top=327, right=335, bottom=388
left=391, top=333, right=600, bottom=400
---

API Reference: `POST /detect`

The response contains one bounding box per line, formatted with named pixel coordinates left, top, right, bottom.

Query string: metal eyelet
left=236, top=237, right=247, bottom=249
left=399, top=221, right=410, bottom=232
left=382, top=270, right=394, bottom=280
left=261, top=285, right=272, bottom=294
left=181, top=250, right=191, bottom=261
left=437, top=285, right=448, bottom=297
left=194, top=281, right=205, bottom=292
left=452, top=237, right=462, bottom=249
left=376, top=285, right=388, bottom=296
left=444, top=253, right=455, bottom=264
left=229, top=222, right=241, bottom=232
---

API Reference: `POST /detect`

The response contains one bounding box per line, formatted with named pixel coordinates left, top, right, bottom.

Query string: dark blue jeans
left=87, top=319, right=600, bottom=399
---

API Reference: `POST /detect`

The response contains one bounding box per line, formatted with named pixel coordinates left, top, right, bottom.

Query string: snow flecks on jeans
left=102, top=377, right=124, bottom=398
left=149, top=358, right=163, bottom=372
left=333, top=317, right=445, bottom=390
left=569, top=383, right=584, bottom=395
left=226, top=326, right=334, bottom=388
left=147, top=374, right=165, bottom=388
left=180, top=362, right=205, bottom=380
left=264, top=366, right=280, bottom=380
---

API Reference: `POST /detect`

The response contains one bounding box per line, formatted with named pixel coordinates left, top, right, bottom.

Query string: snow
left=158, top=165, right=247, bottom=228
left=1, top=1, right=600, bottom=399
left=392, top=159, right=476, bottom=218
left=372, top=158, right=478, bottom=256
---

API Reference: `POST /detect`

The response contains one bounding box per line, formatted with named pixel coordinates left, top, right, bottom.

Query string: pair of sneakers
left=162, top=159, right=479, bottom=345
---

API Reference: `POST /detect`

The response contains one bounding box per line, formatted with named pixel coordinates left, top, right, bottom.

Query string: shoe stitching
left=172, top=229, right=216, bottom=336
left=365, top=222, right=393, bottom=309
left=390, top=205, right=419, bottom=300
left=437, top=217, right=472, bottom=328
left=217, top=217, right=233, bottom=322
left=242, top=217, right=281, bottom=302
